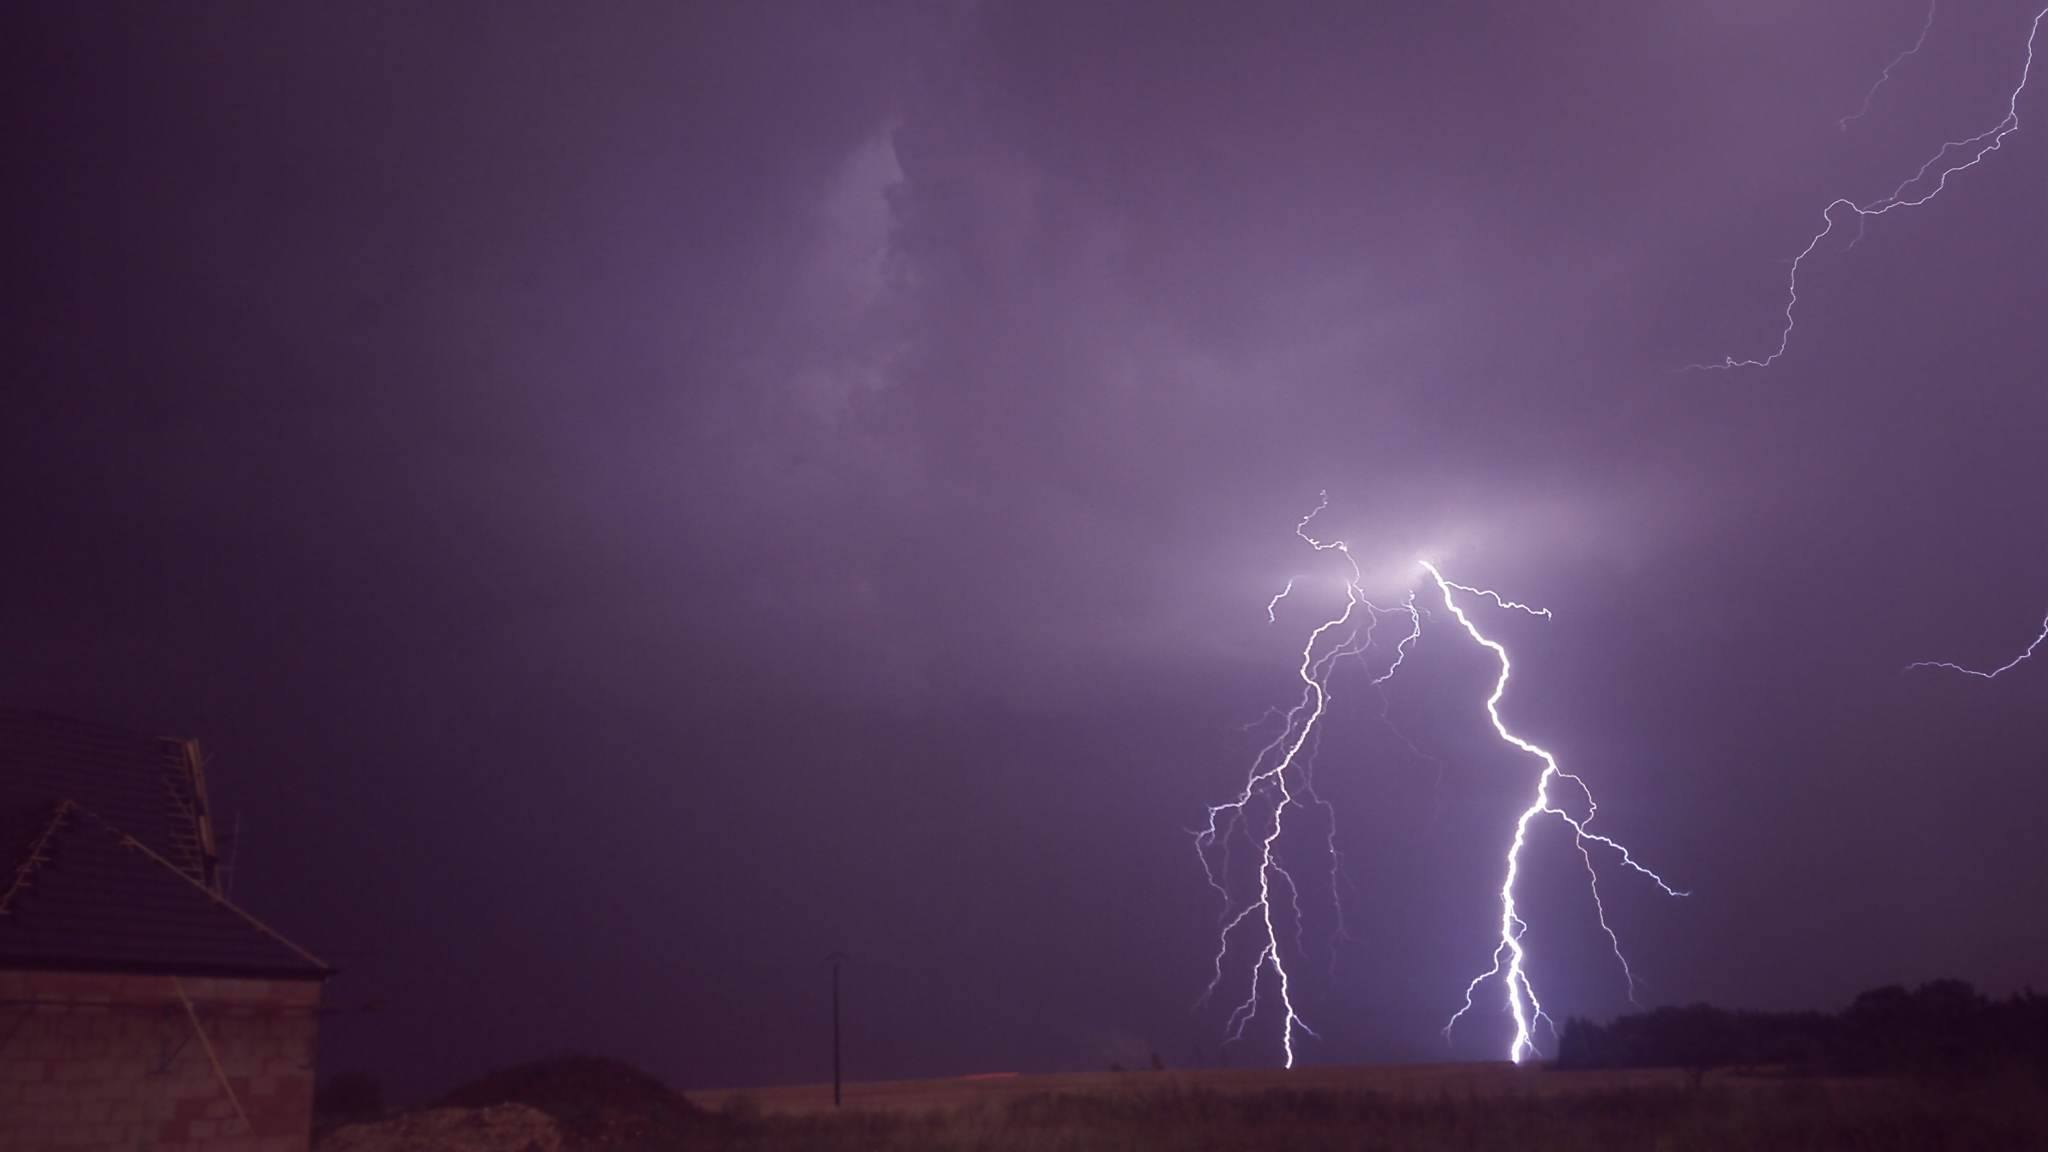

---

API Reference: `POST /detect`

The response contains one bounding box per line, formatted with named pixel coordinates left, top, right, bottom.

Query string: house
left=0, top=709, right=331, bottom=1150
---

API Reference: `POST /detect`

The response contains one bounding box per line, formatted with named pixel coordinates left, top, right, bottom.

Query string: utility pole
left=829, top=952, right=845, bottom=1108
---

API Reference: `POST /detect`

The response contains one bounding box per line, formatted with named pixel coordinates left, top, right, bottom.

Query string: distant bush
left=440, top=1053, right=704, bottom=1146
left=1557, top=980, right=2048, bottom=1078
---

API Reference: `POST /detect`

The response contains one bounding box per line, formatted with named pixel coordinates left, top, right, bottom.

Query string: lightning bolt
left=1839, top=0, right=1939, bottom=132
left=1421, top=561, right=1686, bottom=1064
left=1199, top=498, right=1686, bottom=1067
left=1196, top=496, right=1356, bottom=1067
left=1367, top=595, right=1437, bottom=773
left=1199, top=496, right=1438, bottom=1066
left=1691, top=6, right=2048, bottom=371
left=1266, top=578, right=1296, bottom=622
left=1905, top=609, right=2048, bottom=679
left=1370, top=593, right=1422, bottom=685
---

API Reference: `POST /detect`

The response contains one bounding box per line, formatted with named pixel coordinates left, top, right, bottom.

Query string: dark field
left=674, top=1064, right=2048, bottom=1151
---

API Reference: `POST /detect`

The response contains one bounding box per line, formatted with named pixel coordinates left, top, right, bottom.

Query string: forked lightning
left=1198, top=501, right=1684, bottom=1065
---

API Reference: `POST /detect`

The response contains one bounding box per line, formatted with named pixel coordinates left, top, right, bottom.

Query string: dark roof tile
left=0, top=710, right=327, bottom=979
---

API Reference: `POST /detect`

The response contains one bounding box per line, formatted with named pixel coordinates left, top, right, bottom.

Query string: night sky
left=7, top=0, right=2046, bottom=1100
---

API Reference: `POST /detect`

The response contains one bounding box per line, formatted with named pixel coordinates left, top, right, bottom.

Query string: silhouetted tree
left=1555, top=980, right=2047, bottom=1079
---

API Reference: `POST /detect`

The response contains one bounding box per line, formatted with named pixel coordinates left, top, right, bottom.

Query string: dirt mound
left=319, top=1103, right=561, bottom=1152
left=441, top=1055, right=704, bottom=1147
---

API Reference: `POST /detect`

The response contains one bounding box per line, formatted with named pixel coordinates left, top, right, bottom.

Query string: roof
left=0, top=709, right=208, bottom=880
left=0, top=709, right=329, bottom=980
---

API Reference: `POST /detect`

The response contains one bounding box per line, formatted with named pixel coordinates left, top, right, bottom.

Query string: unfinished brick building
left=1, top=710, right=331, bottom=1151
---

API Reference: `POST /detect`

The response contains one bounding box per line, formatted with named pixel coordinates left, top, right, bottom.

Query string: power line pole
left=829, top=952, right=845, bottom=1108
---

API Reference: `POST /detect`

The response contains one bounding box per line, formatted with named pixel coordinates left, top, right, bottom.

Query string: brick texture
left=0, top=969, right=321, bottom=1151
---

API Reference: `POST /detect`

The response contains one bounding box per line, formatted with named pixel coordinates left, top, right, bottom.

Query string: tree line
left=1556, top=979, right=2048, bottom=1076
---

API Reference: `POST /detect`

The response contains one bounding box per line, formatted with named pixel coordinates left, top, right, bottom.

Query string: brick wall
left=0, top=969, right=322, bottom=1151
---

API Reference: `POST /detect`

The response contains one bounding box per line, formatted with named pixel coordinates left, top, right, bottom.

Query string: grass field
left=686, top=1061, right=1743, bottom=1115
left=675, top=1062, right=2048, bottom=1150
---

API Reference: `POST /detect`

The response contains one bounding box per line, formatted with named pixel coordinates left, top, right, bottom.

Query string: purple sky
left=7, top=0, right=2046, bottom=1096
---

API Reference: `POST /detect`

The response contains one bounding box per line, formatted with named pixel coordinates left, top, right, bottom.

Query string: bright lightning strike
left=1199, top=498, right=1685, bottom=1068
left=1196, top=497, right=1350, bottom=1067
left=1196, top=495, right=1416, bottom=1067
left=1691, top=6, right=2048, bottom=371
left=1422, top=561, right=1686, bottom=1065
left=1905, top=609, right=2048, bottom=679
